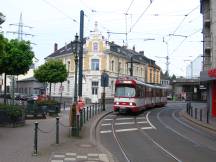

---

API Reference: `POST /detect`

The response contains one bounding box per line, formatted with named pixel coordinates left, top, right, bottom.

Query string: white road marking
left=101, top=123, right=112, bottom=126
left=146, top=111, right=156, bottom=129
left=116, top=117, right=134, bottom=120
left=115, top=122, right=135, bottom=125
left=140, top=127, right=154, bottom=130
left=115, top=128, right=138, bottom=132
left=137, top=121, right=148, bottom=124
left=104, top=118, right=113, bottom=121
left=136, top=117, right=146, bottom=119
left=100, top=130, right=112, bottom=134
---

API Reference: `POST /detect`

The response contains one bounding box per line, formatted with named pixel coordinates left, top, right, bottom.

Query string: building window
left=91, top=59, right=99, bottom=70
left=92, top=81, right=98, bottom=95
left=111, top=60, right=114, bottom=71
left=93, top=42, right=98, bottom=52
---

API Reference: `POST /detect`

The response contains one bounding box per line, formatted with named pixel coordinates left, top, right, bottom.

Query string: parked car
left=28, top=94, right=39, bottom=101
left=15, top=93, right=28, bottom=100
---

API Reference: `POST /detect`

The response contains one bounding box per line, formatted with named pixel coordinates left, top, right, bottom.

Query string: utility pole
left=6, top=13, right=34, bottom=105
left=156, top=37, right=170, bottom=75
left=78, top=10, right=84, bottom=98
left=7, top=13, right=34, bottom=40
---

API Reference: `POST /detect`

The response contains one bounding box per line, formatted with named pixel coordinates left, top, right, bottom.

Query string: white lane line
left=101, top=123, right=112, bottom=126
left=140, top=127, right=154, bottom=130
left=116, top=128, right=138, bottom=132
left=116, top=117, right=134, bottom=120
left=137, top=121, right=148, bottom=124
left=100, top=130, right=112, bottom=134
left=136, top=117, right=146, bottom=119
left=115, top=122, right=135, bottom=125
left=146, top=111, right=156, bottom=129
left=104, top=118, right=113, bottom=121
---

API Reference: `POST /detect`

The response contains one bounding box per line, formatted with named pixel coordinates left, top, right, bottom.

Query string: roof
left=46, top=42, right=73, bottom=58
left=18, top=76, right=38, bottom=82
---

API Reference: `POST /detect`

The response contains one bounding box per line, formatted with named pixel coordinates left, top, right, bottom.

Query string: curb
left=180, top=110, right=216, bottom=132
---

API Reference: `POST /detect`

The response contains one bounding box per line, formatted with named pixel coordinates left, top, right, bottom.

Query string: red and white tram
left=113, top=77, right=168, bottom=113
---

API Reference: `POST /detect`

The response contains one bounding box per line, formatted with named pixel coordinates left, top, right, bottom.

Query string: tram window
left=115, top=85, right=135, bottom=97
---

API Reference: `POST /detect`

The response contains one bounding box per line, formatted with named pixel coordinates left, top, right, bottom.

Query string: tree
left=0, top=37, right=34, bottom=103
left=34, top=59, right=68, bottom=97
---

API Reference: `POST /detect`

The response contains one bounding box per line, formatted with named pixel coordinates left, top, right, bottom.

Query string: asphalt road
left=96, top=102, right=216, bottom=162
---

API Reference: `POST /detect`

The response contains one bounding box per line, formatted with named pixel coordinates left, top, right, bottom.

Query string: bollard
left=80, top=110, right=83, bottom=129
left=90, top=106, right=92, bottom=119
left=191, top=107, right=193, bottom=117
left=83, top=108, right=86, bottom=124
left=87, top=107, right=89, bottom=121
left=195, top=108, right=197, bottom=119
left=71, top=103, right=77, bottom=136
left=207, top=109, right=209, bottom=124
left=56, top=117, right=59, bottom=144
left=200, top=109, right=202, bottom=121
left=33, top=122, right=38, bottom=156
left=76, top=115, right=80, bottom=136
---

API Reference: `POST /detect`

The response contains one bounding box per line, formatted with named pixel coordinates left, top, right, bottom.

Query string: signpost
left=101, top=71, right=109, bottom=111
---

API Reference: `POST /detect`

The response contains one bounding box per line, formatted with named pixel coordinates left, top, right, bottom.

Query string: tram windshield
left=115, top=85, right=135, bottom=97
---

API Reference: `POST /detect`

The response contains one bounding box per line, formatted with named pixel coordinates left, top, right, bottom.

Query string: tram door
left=91, top=81, right=98, bottom=103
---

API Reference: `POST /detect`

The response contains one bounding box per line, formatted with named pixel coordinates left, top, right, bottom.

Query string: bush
left=0, top=104, right=23, bottom=122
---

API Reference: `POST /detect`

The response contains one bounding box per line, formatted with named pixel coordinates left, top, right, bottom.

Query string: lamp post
left=71, top=33, right=80, bottom=103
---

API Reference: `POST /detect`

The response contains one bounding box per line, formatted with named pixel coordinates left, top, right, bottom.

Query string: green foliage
left=0, top=37, right=34, bottom=75
left=0, top=104, right=23, bottom=120
left=0, top=34, right=8, bottom=74
left=34, top=59, right=68, bottom=83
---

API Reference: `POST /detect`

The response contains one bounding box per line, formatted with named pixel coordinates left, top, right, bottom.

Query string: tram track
left=111, top=114, right=132, bottom=162
left=102, top=111, right=180, bottom=162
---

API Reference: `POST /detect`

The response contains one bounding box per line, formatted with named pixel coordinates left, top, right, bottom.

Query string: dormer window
left=93, top=42, right=98, bottom=52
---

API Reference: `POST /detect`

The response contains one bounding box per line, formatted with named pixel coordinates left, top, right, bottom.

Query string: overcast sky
left=0, top=0, right=202, bottom=77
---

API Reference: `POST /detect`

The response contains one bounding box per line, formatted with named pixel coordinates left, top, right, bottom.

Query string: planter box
left=0, top=109, right=25, bottom=127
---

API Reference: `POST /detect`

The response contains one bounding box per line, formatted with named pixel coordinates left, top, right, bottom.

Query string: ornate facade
left=46, top=23, right=161, bottom=103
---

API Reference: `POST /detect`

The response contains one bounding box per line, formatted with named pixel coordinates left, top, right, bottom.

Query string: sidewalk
left=181, top=102, right=216, bottom=132
left=0, top=104, right=115, bottom=162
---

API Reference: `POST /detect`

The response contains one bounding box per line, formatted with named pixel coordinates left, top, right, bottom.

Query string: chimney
left=133, top=45, right=135, bottom=51
left=54, top=43, right=58, bottom=52
left=139, top=51, right=144, bottom=56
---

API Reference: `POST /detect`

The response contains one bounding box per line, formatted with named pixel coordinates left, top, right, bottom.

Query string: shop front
left=200, top=69, right=216, bottom=117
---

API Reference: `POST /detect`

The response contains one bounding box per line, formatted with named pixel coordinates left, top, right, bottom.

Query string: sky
left=0, top=0, right=203, bottom=77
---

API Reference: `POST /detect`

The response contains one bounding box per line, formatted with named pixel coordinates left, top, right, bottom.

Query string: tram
left=113, top=77, right=168, bottom=113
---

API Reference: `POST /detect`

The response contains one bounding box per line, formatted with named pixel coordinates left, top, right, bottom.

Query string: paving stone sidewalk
left=0, top=105, right=114, bottom=162
left=182, top=102, right=216, bottom=132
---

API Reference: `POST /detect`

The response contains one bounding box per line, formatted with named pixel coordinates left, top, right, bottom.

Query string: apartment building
left=46, top=23, right=161, bottom=103
left=200, top=0, right=216, bottom=117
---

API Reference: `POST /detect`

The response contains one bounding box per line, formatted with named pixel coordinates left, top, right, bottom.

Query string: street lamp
left=71, top=33, right=80, bottom=102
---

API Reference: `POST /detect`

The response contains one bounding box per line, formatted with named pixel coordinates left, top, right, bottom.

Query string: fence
left=32, top=103, right=103, bottom=156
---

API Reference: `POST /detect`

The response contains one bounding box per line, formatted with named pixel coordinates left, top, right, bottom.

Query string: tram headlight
left=116, top=102, right=119, bottom=105
left=129, top=102, right=136, bottom=106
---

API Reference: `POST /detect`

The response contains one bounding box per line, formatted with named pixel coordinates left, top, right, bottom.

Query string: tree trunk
left=4, top=74, right=6, bottom=104
left=49, top=82, right=51, bottom=99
